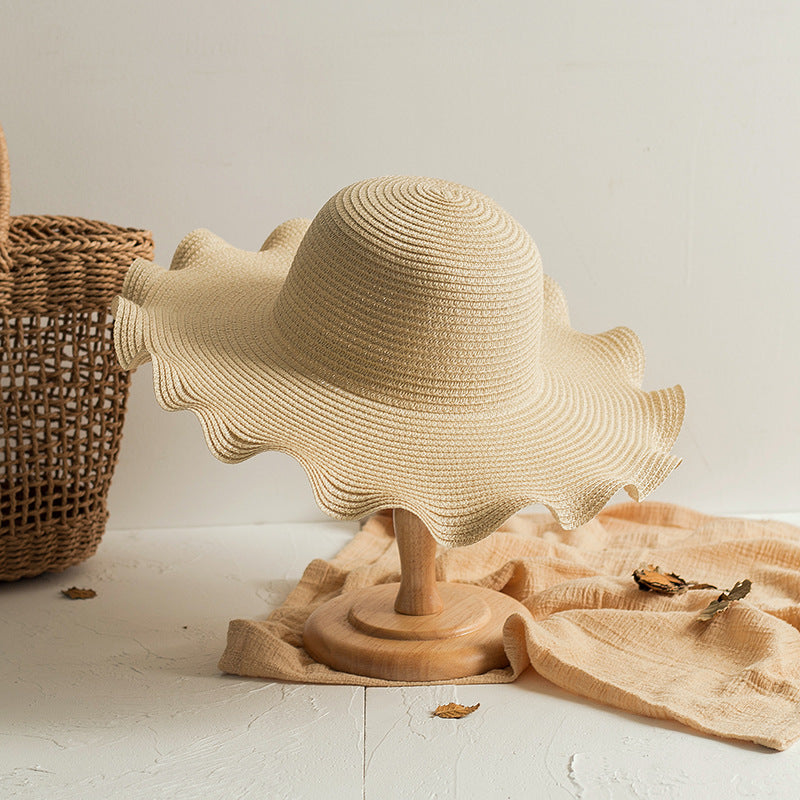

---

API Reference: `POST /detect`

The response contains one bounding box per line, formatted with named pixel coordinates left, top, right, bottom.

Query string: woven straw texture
left=0, top=124, right=154, bottom=580
left=219, top=503, right=800, bottom=751
left=113, top=176, right=684, bottom=546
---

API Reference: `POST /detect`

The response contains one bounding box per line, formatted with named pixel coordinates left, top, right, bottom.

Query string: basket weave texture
left=0, top=125, right=153, bottom=579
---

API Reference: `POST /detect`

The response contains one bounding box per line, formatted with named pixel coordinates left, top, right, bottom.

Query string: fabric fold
left=219, top=502, right=800, bottom=750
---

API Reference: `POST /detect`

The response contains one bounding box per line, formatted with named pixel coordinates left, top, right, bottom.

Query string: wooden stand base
left=303, top=581, right=526, bottom=682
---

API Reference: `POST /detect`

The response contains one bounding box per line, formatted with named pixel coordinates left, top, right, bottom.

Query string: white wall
left=2, top=1, right=798, bottom=528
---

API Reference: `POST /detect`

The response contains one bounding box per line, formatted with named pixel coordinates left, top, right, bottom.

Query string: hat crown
left=272, top=176, right=543, bottom=409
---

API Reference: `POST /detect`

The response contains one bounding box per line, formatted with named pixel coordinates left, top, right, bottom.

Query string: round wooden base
left=303, top=582, right=527, bottom=682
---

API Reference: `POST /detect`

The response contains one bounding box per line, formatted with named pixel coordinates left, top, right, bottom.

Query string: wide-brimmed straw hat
left=112, top=176, right=684, bottom=546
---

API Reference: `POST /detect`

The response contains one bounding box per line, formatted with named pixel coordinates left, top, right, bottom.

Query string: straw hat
left=112, top=176, right=684, bottom=546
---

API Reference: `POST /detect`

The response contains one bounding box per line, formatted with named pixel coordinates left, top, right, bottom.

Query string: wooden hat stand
left=303, top=508, right=527, bottom=682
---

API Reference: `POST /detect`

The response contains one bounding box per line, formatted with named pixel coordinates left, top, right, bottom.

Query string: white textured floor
left=3, top=515, right=800, bottom=800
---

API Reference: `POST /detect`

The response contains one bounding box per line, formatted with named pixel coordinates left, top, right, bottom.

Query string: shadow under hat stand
left=303, top=508, right=526, bottom=681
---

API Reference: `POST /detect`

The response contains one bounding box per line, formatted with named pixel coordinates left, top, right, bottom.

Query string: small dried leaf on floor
left=696, top=580, right=752, bottom=622
left=432, top=703, right=480, bottom=719
left=61, top=587, right=97, bottom=600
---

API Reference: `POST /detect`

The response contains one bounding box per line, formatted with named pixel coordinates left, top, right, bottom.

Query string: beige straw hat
left=112, top=176, right=684, bottom=546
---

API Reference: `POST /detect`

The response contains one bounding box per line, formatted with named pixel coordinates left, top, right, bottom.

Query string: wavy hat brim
left=112, top=219, right=684, bottom=546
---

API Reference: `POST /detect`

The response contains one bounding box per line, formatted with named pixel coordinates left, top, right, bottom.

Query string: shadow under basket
left=0, top=124, right=154, bottom=580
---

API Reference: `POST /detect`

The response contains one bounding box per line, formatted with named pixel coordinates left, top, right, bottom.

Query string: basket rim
left=7, top=215, right=152, bottom=254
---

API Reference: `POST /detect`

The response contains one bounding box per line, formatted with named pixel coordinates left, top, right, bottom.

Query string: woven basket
left=0, top=125, right=154, bottom=580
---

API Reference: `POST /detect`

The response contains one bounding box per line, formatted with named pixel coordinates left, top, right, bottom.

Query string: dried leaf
left=61, top=587, right=97, bottom=600
left=633, top=565, right=690, bottom=594
left=633, top=565, right=718, bottom=595
left=696, top=579, right=752, bottom=621
left=726, top=580, right=753, bottom=601
left=433, top=702, right=480, bottom=719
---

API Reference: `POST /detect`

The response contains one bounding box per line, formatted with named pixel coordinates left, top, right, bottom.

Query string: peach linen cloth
left=219, top=502, right=800, bottom=750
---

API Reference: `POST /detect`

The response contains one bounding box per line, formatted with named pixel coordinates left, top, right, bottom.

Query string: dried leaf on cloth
left=433, top=703, right=480, bottom=719
left=696, top=580, right=752, bottom=622
left=633, top=565, right=691, bottom=594
left=61, top=587, right=97, bottom=599
left=633, top=564, right=717, bottom=594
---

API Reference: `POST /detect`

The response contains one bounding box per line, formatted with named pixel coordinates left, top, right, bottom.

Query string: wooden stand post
left=303, top=509, right=528, bottom=682
left=393, top=508, right=443, bottom=616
